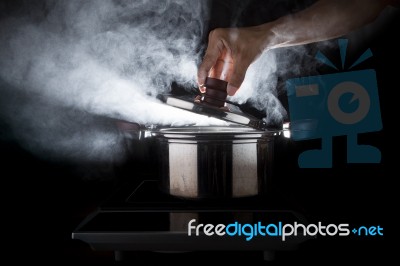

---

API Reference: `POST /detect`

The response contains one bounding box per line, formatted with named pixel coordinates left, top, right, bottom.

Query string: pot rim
left=151, top=125, right=281, bottom=140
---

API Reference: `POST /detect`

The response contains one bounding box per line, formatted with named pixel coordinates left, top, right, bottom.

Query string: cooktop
left=72, top=179, right=313, bottom=261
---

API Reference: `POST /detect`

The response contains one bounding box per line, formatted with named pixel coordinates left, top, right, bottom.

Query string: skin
left=198, top=0, right=396, bottom=96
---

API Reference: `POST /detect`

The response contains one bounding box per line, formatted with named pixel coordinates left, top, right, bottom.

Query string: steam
left=0, top=0, right=210, bottom=121
left=0, top=0, right=289, bottom=167
left=231, top=50, right=286, bottom=125
left=0, top=0, right=225, bottom=163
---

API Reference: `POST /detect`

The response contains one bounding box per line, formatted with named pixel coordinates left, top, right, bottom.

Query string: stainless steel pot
left=151, top=125, right=279, bottom=199
left=116, top=93, right=282, bottom=200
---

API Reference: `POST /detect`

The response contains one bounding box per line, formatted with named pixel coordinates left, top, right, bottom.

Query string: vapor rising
left=0, top=0, right=285, bottom=165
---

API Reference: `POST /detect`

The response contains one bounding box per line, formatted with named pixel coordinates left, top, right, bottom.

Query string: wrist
left=256, top=22, right=281, bottom=51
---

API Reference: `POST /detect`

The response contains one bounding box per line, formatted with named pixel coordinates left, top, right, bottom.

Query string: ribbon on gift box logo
left=286, top=39, right=382, bottom=168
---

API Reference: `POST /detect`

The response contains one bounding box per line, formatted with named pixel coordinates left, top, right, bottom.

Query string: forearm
left=261, top=0, right=391, bottom=50
left=197, top=0, right=394, bottom=93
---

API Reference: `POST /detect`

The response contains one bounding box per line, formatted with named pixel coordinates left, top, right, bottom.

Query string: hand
left=197, top=0, right=394, bottom=97
left=197, top=25, right=271, bottom=96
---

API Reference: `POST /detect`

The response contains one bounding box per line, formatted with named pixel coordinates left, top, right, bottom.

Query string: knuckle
left=209, top=28, right=226, bottom=40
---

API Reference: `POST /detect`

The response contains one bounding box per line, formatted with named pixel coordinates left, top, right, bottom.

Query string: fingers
left=197, top=31, right=221, bottom=89
left=198, top=52, right=217, bottom=92
left=198, top=28, right=255, bottom=96
left=227, top=59, right=250, bottom=96
left=227, top=84, right=239, bottom=96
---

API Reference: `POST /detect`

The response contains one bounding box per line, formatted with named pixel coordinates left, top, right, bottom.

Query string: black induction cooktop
left=72, top=180, right=313, bottom=261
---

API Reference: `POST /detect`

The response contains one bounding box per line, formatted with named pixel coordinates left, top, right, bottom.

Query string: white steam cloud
left=231, top=50, right=286, bottom=125
left=0, top=0, right=285, bottom=165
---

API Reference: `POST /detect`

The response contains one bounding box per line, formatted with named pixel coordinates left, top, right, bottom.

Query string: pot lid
left=158, top=94, right=268, bottom=131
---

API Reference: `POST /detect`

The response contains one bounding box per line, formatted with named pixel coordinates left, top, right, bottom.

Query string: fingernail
left=199, top=84, right=206, bottom=93
left=227, top=84, right=239, bottom=96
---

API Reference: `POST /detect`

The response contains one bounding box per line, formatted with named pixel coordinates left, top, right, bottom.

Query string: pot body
left=153, top=126, right=277, bottom=199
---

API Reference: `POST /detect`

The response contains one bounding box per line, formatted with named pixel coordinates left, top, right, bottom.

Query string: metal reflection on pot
left=152, top=126, right=278, bottom=199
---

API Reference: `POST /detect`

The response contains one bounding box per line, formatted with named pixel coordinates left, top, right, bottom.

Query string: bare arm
left=198, top=0, right=394, bottom=96
left=265, top=0, right=392, bottom=49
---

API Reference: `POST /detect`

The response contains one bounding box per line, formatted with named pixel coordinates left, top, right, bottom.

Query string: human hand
left=197, top=25, right=271, bottom=96
left=198, top=0, right=396, bottom=97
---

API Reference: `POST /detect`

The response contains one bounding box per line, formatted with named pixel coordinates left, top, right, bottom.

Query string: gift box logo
left=286, top=39, right=382, bottom=168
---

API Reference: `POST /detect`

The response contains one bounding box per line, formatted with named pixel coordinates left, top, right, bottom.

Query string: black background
left=1, top=0, right=397, bottom=264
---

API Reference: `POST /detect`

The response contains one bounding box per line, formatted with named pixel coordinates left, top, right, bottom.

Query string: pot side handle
left=114, top=120, right=153, bottom=140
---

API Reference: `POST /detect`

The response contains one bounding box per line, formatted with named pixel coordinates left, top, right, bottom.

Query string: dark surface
left=1, top=122, right=390, bottom=265
left=1, top=0, right=398, bottom=264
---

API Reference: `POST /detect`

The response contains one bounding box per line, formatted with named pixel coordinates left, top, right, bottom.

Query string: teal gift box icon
left=286, top=39, right=382, bottom=168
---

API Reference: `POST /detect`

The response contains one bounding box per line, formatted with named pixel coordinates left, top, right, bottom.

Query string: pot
left=152, top=126, right=278, bottom=199
left=117, top=121, right=280, bottom=199
left=116, top=87, right=283, bottom=199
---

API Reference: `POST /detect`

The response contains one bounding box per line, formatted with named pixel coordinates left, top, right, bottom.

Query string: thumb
left=198, top=51, right=218, bottom=91
left=197, top=32, right=222, bottom=89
